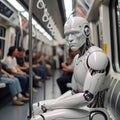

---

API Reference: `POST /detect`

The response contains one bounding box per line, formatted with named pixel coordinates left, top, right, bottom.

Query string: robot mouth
left=70, top=44, right=76, bottom=47
left=70, top=45, right=77, bottom=49
left=70, top=45, right=75, bottom=48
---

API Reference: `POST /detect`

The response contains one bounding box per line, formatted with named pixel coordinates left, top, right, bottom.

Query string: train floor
left=0, top=69, right=62, bottom=120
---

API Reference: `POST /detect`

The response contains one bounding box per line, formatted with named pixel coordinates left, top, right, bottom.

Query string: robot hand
left=33, top=102, right=47, bottom=115
left=33, top=99, right=57, bottom=115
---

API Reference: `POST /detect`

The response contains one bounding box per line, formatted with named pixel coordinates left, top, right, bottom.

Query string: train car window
left=52, top=46, right=56, bottom=56
left=110, top=0, right=120, bottom=72
left=116, top=0, right=120, bottom=68
left=96, top=24, right=100, bottom=47
left=85, top=0, right=93, bottom=7
left=0, top=39, right=5, bottom=57
left=15, top=30, right=21, bottom=47
left=96, top=22, right=103, bottom=49
left=0, top=26, right=6, bottom=37
left=0, top=26, right=6, bottom=58
left=115, top=0, right=120, bottom=67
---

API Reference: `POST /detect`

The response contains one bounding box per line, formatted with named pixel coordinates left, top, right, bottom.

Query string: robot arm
left=35, top=51, right=108, bottom=113
left=83, top=51, right=109, bottom=101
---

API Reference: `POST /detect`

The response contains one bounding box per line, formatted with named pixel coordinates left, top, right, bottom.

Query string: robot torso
left=72, top=46, right=109, bottom=92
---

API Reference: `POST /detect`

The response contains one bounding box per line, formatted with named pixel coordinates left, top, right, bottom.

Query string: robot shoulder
left=88, top=46, right=103, bottom=53
left=87, top=50, right=108, bottom=70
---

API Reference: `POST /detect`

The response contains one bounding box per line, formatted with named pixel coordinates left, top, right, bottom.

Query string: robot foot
left=30, top=115, right=44, bottom=120
left=33, top=102, right=43, bottom=115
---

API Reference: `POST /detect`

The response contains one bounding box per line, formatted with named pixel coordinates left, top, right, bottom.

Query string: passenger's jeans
left=14, top=74, right=29, bottom=93
left=33, top=65, right=48, bottom=79
left=0, top=75, right=22, bottom=96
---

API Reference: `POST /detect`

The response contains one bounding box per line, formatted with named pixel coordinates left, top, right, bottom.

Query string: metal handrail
left=28, top=0, right=33, bottom=119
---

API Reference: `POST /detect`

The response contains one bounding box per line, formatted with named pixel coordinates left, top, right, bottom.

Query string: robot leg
left=30, top=115, right=43, bottom=120
left=33, top=90, right=72, bottom=115
left=30, top=108, right=90, bottom=120
left=56, top=90, right=73, bottom=100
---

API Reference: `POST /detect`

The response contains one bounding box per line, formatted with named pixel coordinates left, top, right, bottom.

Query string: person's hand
left=8, top=74, right=14, bottom=79
left=61, top=62, right=66, bottom=68
left=20, top=71, right=27, bottom=76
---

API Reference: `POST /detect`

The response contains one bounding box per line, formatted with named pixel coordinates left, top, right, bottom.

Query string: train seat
left=81, top=76, right=120, bottom=120
left=106, top=78, right=120, bottom=120
left=85, top=77, right=120, bottom=120
left=0, top=83, right=11, bottom=109
left=66, top=76, right=120, bottom=120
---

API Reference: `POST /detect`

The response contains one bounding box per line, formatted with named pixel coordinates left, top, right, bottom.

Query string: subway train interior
left=0, top=0, right=120, bottom=120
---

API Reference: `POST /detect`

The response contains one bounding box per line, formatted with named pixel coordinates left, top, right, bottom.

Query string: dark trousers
left=57, top=74, right=72, bottom=94
left=33, top=65, right=48, bottom=79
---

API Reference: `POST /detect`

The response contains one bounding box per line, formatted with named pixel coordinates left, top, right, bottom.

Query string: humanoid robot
left=30, top=16, right=110, bottom=120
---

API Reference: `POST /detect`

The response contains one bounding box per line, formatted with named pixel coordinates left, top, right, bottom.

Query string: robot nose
left=68, top=34, right=74, bottom=42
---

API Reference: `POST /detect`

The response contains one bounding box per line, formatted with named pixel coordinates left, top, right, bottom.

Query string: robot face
left=64, top=17, right=90, bottom=51
left=65, top=31, right=84, bottom=51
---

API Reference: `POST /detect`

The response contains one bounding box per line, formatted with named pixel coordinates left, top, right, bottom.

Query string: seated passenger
left=57, top=49, right=78, bottom=94
left=56, top=44, right=64, bottom=69
left=44, top=55, right=55, bottom=70
left=16, top=47, right=29, bottom=73
left=3, top=46, right=29, bottom=97
left=37, top=52, right=52, bottom=76
left=25, top=50, right=48, bottom=80
left=16, top=47, right=42, bottom=88
left=0, top=50, right=29, bottom=106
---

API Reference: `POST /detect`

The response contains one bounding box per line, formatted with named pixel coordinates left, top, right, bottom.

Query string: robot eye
left=74, top=32, right=80, bottom=37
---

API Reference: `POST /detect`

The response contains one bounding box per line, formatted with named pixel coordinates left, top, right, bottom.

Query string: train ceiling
left=1, top=0, right=92, bottom=42
left=18, top=0, right=72, bottom=40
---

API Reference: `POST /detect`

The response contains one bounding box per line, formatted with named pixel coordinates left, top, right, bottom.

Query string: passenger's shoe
left=25, top=92, right=30, bottom=97
left=38, top=81, right=42, bottom=87
left=34, top=81, right=43, bottom=88
left=34, top=75, right=41, bottom=80
left=33, top=87, right=38, bottom=92
left=12, top=100, right=24, bottom=106
left=18, top=96, right=29, bottom=102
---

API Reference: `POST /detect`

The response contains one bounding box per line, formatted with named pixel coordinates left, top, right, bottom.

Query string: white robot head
left=64, top=16, right=90, bottom=51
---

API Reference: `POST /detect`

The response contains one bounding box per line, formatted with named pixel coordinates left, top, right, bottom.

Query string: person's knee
left=5, top=77, right=14, bottom=84
left=21, top=76, right=29, bottom=84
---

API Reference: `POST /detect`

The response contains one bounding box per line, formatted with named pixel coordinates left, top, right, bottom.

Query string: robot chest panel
left=74, top=57, right=88, bottom=86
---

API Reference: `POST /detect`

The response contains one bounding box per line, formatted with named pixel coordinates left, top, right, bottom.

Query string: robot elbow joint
left=83, top=91, right=94, bottom=102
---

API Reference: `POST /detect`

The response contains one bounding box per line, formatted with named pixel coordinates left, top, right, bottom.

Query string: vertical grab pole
left=18, top=12, right=23, bottom=47
left=43, top=77, right=46, bottom=100
left=28, top=0, right=33, bottom=119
